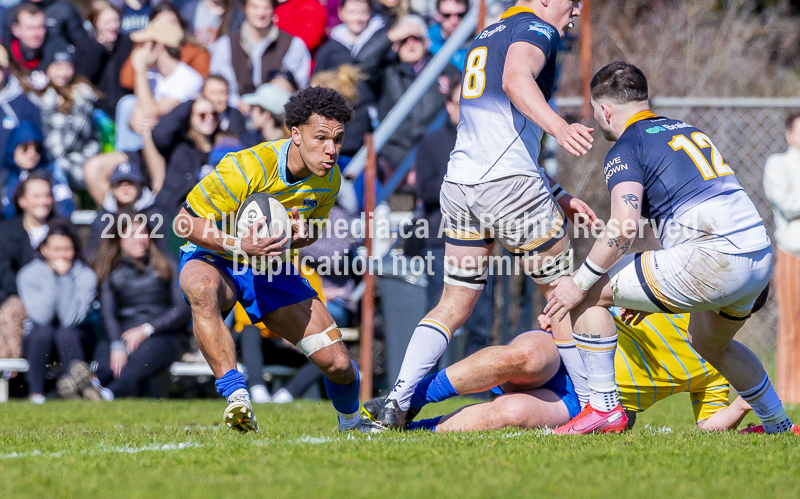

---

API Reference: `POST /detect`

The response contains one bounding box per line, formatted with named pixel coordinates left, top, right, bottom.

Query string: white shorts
left=439, top=176, right=565, bottom=254
left=609, top=245, right=772, bottom=320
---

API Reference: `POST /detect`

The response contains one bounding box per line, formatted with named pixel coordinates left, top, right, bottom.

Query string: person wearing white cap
left=240, top=82, right=291, bottom=147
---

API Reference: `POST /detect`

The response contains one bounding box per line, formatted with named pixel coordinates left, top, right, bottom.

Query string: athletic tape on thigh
left=296, top=323, right=342, bottom=357
left=444, top=261, right=488, bottom=290
left=526, top=245, right=574, bottom=284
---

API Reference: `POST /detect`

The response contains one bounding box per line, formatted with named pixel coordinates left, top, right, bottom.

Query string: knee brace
left=526, top=245, right=573, bottom=285
left=443, top=261, right=488, bottom=290
left=296, top=323, right=342, bottom=357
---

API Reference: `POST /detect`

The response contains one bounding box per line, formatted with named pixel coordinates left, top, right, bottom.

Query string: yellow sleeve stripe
left=198, top=182, right=223, bottom=217
left=215, top=169, right=240, bottom=204
left=229, top=155, right=251, bottom=196
left=247, top=148, right=268, bottom=179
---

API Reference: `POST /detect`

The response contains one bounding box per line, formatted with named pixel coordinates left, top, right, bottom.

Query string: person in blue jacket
left=0, top=120, right=74, bottom=220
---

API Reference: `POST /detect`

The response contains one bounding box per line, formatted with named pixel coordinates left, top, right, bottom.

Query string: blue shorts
left=179, top=246, right=318, bottom=323
left=491, top=363, right=581, bottom=419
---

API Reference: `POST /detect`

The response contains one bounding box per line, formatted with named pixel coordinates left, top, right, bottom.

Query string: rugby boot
left=339, top=416, right=385, bottom=434
left=68, top=361, right=102, bottom=401
left=376, top=398, right=406, bottom=430
left=362, top=395, right=420, bottom=422
left=739, top=423, right=800, bottom=435
left=224, top=389, right=259, bottom=433
left=552, top=403, right=628, bottom=435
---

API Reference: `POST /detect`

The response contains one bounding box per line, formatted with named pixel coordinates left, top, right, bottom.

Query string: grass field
left=2, top=395, right=799, bottom=499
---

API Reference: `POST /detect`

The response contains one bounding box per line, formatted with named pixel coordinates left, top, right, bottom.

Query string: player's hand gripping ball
left=235, top=192, right=292, bottom=270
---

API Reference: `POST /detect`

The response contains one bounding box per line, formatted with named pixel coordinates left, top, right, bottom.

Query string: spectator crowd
left=0, top=0, right=475, bottom=403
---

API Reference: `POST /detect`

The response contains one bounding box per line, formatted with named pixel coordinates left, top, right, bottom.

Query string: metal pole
left=580, top=0, right=592, bottom=121
left=344, top=8, right=478, bottom=178
left=359, top=134, right=377, bottom=401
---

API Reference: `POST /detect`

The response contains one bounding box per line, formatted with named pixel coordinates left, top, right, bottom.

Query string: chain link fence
left=549, top=97, right=800, bottom=364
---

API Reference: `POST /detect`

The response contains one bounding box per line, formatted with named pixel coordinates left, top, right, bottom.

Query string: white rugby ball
left=234, top=192, right=292, bottom=267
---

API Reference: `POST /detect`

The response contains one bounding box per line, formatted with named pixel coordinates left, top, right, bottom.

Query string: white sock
left=555, top=339, right=590, bottom=408
left=227, top=388, right=250, bottom=404
left=739, top=373, right=793, bottom=434
left=387, top=318, right=451, bottom=411
left=574, top=333, right=620, bottom=413
left=337, top=411, right=360, bottom=430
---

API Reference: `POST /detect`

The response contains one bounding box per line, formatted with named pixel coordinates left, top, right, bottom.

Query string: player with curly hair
left=175, top=86, right=381, bottom=433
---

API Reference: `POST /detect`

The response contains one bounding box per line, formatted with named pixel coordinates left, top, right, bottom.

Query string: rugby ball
left=234, top=192, right=292, bottom=267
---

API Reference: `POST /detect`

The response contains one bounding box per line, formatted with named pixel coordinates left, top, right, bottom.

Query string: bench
left=0, top=359, right=298, bottom=402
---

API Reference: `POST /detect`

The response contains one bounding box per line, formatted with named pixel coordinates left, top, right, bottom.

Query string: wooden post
left=476, top=0, right=486, bottom=35
left=580, top=0, right=592, bottom=121
left=359, top=134, right=377, bottom=401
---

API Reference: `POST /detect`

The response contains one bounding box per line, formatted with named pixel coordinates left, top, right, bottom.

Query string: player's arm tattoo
left=607, top=235, right=632, bottom=259
left=621, top=194, right=639, bottom=209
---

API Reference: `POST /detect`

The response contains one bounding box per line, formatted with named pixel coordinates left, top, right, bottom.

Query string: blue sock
left=215, top=369, right=247, bottom=398
left=324, top=360, right=360, bottom=415
left=406, top=416, right=443, bottom=432
left=410, top=369, right=459, bottom=411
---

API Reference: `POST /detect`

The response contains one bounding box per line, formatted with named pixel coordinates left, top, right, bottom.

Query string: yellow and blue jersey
left=612, top=309, right=729, bottom=423
left=183, top=139, right=341, bottom=260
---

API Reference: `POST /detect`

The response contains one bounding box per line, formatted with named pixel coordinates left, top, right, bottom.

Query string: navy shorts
left=179, top=246, right=318, bottom=323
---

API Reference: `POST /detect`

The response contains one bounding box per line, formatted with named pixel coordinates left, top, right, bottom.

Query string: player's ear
left=601, top=103, right=612, bottom=125
left=291, top=125, right=302, bottom=146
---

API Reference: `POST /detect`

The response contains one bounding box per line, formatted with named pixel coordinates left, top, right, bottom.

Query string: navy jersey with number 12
left=604, top=111, right=770, bottom=254
left=446, top=6, right=560, bottom=186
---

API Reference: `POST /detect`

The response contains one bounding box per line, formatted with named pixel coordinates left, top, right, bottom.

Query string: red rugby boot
left=552, top=403, right=628, bottom=435
left=739, top=424, right=800, bottom=435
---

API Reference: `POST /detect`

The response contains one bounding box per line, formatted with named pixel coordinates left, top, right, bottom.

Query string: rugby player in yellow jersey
left=175, top=87, right=380, bottom=433
left=369, top=308, right=755, bottom=433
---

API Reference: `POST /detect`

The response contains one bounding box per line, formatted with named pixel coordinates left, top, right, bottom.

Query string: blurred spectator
left=115, top=20, right=203, bottom=152
left=18, top=218, right=97, bottom=403
left=87, top=161, right=160, bottom=259
left=415, top=79, right=492, bottom=358
left=152, top=97, right=219, bottom=219
left=0, top=173, right=54, bottom=360
left=210, top=0, right=311, bottom=106
left=310, top=65, right=374, bottom=158
left=92, top=212, right=189, bottom=399
left=239, top=82, right=289, bottom=147
left=429, top=0, right=468, bottom=70
left=410, top=0, right=436, bottom=21
left=27, top=49, right=101, bottom=188
left=75, top=1, right=134, bottom=120
left=3, top=0, right=86, bottom=49
left=265, top=66, right=299, bottom=94
left=764, top=110, right=800, bottom=404
left=151, top=74, right=246, bottom=156
left=314, top=0, right=385, bottom=73
left=373, top=0, right=409, bottom=24
left=83, top=149, right=160, bottom=208
left=0, top=45, right=42, bottom=163
left=7, top=3, right=61, bottom=86
left=119, top=2, right=212, bottom=91
left=371, top=14, right=460, bottom=168
left=112, top=0, right=161, bottom=35
left=274, top=0, right=327, bottom=53
left=1, top=121, right=73, bottom=220
left=180, top=0, right=244, bottom=45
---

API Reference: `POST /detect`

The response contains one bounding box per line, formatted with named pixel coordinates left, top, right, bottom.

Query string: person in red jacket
left=274, top=0, right=327, bottom=52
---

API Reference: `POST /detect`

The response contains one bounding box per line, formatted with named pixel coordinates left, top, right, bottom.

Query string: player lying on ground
left=544, top=61, right=797, bottom=435
left=374, top=0, right=596, bottom=430
left=176, top=87, right=379, bottom=433
left=364, top=308, right=752, bottom=433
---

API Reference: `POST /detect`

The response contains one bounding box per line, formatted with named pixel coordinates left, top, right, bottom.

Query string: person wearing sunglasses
left=429, top=0, right=469, bottom=70
left=0, top=120, right=73, bottom=221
